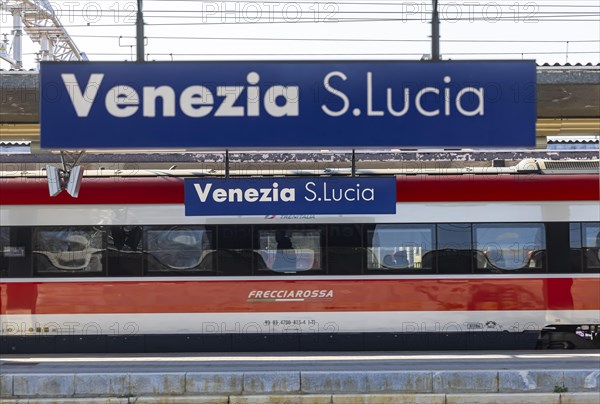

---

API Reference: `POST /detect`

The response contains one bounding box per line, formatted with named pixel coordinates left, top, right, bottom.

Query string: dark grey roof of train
left=1, top=149, right=598, bottom=172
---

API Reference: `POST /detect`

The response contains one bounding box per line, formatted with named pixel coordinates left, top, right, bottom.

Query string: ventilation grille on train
left=537, top=160, right=600, bottom=174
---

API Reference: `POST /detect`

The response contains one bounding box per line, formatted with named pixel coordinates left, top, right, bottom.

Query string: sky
left=1, top=0, right=599, bottom=69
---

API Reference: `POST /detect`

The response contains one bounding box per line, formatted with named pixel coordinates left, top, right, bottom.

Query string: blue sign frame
left=40, top=60, right=536, bottom=149
left=184, top=177, right=397, bottom=216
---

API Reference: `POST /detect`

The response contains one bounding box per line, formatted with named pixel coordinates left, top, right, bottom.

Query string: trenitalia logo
left=265, top=215, right=317, bottom=220
left=184, top=177, right=396, bottom=216
left=40, top=61, right=536, bottom=149
left=247, top=289, right=334, bottom=302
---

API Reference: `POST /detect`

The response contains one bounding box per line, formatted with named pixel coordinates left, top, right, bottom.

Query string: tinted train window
left=1, top=227, right=15, bottom=275
left=1, top=227, right=23, bottom=259
left=255, top=228, right=322, bottom=273
left=583, top=223, right=600, bottom=272
left=571, top=223, right=582, bottom=248
left=569, top=223, right=583, bottom=272
left=33, top=227, right=105, bottom=274
left=1, top=227, right=30, bottom=277
left=328, top=224, right=363, bottom=275
left=437, top=224, right=473, bottom=274
left=474, top=224, right=545, bottom=272
left=217, top=225, right=254, bottom=276
left=108, top=226, right=143, bottom=276
left=545, top=222, right=575, bottom=273
left=367, top=224, right=435, bottom=271
left=144, top=226, right=215, bottom=274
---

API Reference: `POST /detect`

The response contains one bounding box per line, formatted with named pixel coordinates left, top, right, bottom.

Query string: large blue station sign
left=184, top=177, right=397, bottom=216
left=40, top=60, right=536, bottom=149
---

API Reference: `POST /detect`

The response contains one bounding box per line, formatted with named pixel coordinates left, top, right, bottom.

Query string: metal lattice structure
left=0, top=0, right=86, bottom=68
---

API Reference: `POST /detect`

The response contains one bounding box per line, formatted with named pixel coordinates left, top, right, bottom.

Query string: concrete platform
left=1, top=352, right=598, bottom=401
left=0, top=393, right=599, bottom=404
left=0, top=369, right=598, bottom=401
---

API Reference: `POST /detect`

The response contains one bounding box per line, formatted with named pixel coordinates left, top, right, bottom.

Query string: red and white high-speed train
left=1, top=162, right=599, bottom=352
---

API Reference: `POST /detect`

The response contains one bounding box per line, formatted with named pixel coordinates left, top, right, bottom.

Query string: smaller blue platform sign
left=184, top=177, right=397, bottom=216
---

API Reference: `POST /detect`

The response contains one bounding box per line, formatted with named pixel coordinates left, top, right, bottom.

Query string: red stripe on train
left=395, top=174, right=599, bottom=203
left=0, top=175, right=598, bottom=205
left=1, top=278, right=598, bottom=315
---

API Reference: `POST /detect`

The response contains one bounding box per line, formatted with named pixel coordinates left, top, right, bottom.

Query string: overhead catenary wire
left=78, top=51, right=600, bottom=56
left=42, top=16, right=599, bottom=29
left=28, top=9, right=600, bottom=15
left=65, top=34, right=600, bottom=44
left=1, top=0, right=598, bottom=66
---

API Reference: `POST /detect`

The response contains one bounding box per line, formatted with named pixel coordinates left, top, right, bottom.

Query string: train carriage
left=1, top=161, right=599, bottom=352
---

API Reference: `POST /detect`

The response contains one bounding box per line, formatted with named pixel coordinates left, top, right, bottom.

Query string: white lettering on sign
left=321, top=73, right=485, bottom=117
left=143, top=86, right=176, bottom=117
left=62, top=71, right=484, bottom=120
left=192, top=181, right=378, bottom=204
left=304, top=182, right=375, bottom=202
left=61, top=72, right=299, bottom=118
left=194, top=183, right=296, bottom=203
left=320, top=71, right=349, bottom=117
left=61, top=73, right=103, bottom=117
left=105, top=85, right=139, bottom=118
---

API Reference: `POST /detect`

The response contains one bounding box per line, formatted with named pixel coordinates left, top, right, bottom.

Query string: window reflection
left=0, top=227, right=8, bottom=253
left=110, top=226, right=142, bottom=252
left=583, top=223, right=600, bottom=269
left=570, top=223, right=582, bottom=249
left=1, top=227, right=25, bottom=259
left=33, top=227, right=104, bottom=272
left=569, top=223, right=583, bottom=273
left=474, top=224, right=545, bottom=271
left=437, top=224, right=473, bottom=274
left=144, top=226, right=214, bottom=271
left=367, top=224, right=435, bottom=270
left=256, top=229, right=321, bottom=273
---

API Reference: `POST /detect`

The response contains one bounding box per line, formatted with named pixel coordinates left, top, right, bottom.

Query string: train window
left=1, top=227, right=24, bottom=259
left=0, top=227, right=8, bottom=275
left=1, top=227, right=30, bottom=277
left=582, top=223, right=600, bottom=272
left=474, top=223, right=545, bottom=272
left=437, top=224, right=473, bottom=274
left=216, top=225, right=254, bottom=276
left=366, top=224, right=435, bottom=271
left=327, top=224, right=363, bottom=275
left=33, top=227, right=105, bottom=275
left=107, top=226, right=143, bottom=276
left=570, top=223, right=582, bottom=248
left=255, top=228, right=322, bottom=273
left=545, top=222, right=576, bottom=274
left=144, top=226, right=215, bottom=274
left=569, top=223, right=583, bottom=273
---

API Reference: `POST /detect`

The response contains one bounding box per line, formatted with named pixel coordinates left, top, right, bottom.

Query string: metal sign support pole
left=136, top=0, right=145, bottom=62
left=11, top=8, right=23, bottom=68
left=351, top=149, right=356, bottom=177
left=432, top=0, right=440, bottom=61
left=225, top=150, right=230, bottom=178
